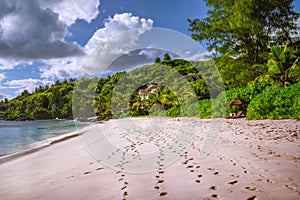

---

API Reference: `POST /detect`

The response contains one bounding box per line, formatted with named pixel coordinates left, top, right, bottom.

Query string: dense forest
left=0, top=56, right=214, bottom=120
left=0, top=0, right=299, bottom=121
left=0, top=48, right=299, bottom=121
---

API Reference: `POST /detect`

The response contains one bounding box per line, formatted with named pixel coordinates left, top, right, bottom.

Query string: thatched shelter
left=226, top=97, right=246, bottom=118
left=228, top=97, right=244, bottom=106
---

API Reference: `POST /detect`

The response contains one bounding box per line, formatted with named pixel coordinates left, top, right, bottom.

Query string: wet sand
left=0, top=118, right=299, bottom=200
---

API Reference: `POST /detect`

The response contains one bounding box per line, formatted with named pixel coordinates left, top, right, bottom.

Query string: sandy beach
left=0, top=118, right=299, bottom=200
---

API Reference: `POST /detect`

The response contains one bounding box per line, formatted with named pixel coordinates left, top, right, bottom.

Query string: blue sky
left=0, top=0, right=299, bottom=100
left=0, top=0, right=208, bottom=100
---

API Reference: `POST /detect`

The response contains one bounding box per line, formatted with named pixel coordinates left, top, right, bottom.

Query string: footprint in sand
left=245, top=186, right=257, bottom=191
left=247, top=196, right=257, bottom=200
left=96, top=167, right=104, bottom=170
left=211, top=194, right=219, bottom=198
left=159, top=192, right=167, bottom=196
left=209, top=186, right=217, bottom=190
left=182, top=160, right=189, bottom=165
left=267, top=179, right=275, bottom=183
left=228, top=180, right=238, bottom=185
left=121, top=186, right=127, bottom=190
left=84, top=171, right=91, bottom=175
left=285, top=184, right=296, bottom=190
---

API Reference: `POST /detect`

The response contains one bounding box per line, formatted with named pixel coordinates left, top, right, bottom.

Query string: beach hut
left=226, top=97, right=246, bottom=118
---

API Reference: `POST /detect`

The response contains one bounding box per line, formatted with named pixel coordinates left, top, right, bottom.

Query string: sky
left=0, top=0, right=299, bottom=100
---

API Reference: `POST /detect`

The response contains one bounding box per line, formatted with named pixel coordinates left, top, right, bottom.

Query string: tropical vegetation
left=0, top=0, right=299, bottom=121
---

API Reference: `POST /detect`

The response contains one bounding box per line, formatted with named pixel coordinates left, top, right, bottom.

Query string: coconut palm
left=263, top=43, right=300, bottom=86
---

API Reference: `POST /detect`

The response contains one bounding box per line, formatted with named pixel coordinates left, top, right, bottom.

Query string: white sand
left=0, top=118, right=299, bottom=200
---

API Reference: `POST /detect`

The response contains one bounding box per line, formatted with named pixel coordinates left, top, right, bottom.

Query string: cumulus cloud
left=3, top=78, right=54, bottom=94
left=0, top=0, right=85, bottom=60
left=82, top=13, right=153, bottom=74
left=40, top=13, right=154, bottom=78
left=39, top=56, right=85, bottom=79
left=85, top=13, right=153, bottom=51
left=0, top=58, right=28, bottom=70
left=40, top=0, right=100, bottom=26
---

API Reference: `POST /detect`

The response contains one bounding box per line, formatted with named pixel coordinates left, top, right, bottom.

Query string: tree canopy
left=188, top=0, right=299, bottom=88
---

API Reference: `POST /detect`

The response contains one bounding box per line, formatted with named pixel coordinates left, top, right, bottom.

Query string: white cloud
left=83, top=13, right=153, bottom=75
left=0, top=7, right=154, bottom=97
left=40, top=0, right=100, bottom=26
left=138, top=49, right=163, bottom=59
left=0, top=73, right=5, bottom=83
left=4, top=78, right=54, bottom=94
left=0, top=0, right=100, bottom=99
left=0, top=0, right=101, bottom=78
left=182, top=50, right=213, bottom=61
left=0, top=58, right=29, bottom=70
left=40, top=13, right=154, bottom=78
left=85, top=13, right=153, bottom=51
left=39, top=56, right=85, bottom=79
left=0, top=0, right=84, bottom=60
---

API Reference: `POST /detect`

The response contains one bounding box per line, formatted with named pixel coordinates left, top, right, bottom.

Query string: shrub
left=246, top=82, right=300, bottom=119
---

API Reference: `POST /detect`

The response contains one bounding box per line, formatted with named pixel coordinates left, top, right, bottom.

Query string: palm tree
left=262, top=43, right=300, bottom=86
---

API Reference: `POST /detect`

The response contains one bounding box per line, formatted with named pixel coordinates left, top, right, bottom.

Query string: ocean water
left=0, top=120, right=91, bottom=156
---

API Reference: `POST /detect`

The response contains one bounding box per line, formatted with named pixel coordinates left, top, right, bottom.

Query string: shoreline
left=0, top=117, right=298, bottom=164
left=0, top=117, right=299, bottom=199
left=0, top=124, right=98, bottom=164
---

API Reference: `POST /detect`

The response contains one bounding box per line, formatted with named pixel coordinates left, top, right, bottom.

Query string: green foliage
left=189, top=0, right=298, bottom=63
left=163, top=53, right=171, bottom=61
left=163, top=99, right=212, bottom=118
left=247, top=82, right=300, bottom=119
left=215, top=56, right=256, bottom=89
left=2, top=55, right=298, bottom=121
left=214, top=78, right=281, bottom=116
left=255, top=43, right=300, bottom=86
left=2, top=79, right=74, bottom=120
left=189, top=0, right=299, bottom=88
left=154, top=57, right=161, bottom=63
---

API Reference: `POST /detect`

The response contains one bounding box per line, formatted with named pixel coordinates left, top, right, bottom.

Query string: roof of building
left=228, top=97, right=244, bottom=106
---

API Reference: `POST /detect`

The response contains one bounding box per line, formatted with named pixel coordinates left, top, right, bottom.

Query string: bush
left=198, top=99, right=212, bottom=118
left=163, top=99, right=213, bottom=118
left=214, top=79, right=280, bottom=116
left=246, top=82, right=300, bottom=119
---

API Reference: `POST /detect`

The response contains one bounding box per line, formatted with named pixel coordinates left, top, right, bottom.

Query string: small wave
left=0, top=124, right=99, bottom=164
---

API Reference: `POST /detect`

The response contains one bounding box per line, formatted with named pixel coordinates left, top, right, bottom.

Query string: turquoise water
left=0, top=120, right=91, bottom=156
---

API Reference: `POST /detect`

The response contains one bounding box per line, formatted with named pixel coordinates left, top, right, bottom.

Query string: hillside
left=1, top=51, right=299, bottom=121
